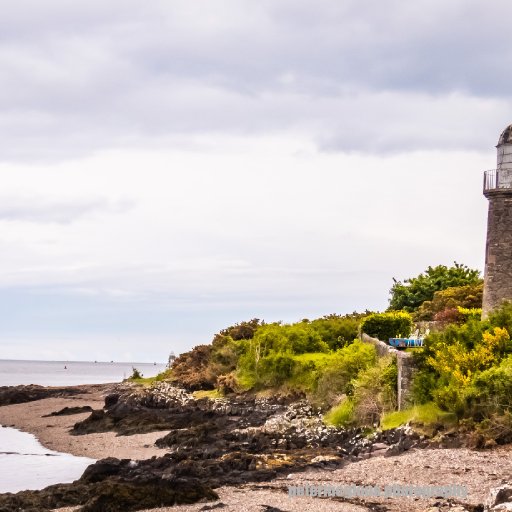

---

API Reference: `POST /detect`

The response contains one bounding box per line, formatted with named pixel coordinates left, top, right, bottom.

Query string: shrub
left=489, top=301, right=512, bottom=334
left=350, top=357, right=397, bottom=425
left=130, top=367, right=143, bottom=380
left=410, top=368, right=438, bottom=404
left=360, top=311, right=412, bottom=341
left=170, top=344, right=216, bottom=390
left=465, top=356, right=512, bottom=418
left=324, top=399, right=355, bottom=427
left=415, top=282, right=484, bottom=321
left=309, top=314, right=361, bottom=350
left=313, top=340, right=377, bottom=405
left=388, top=262, right=481, bottom=312
left=472, top=411, right=512, bottom=446
left=433, top=307, right=464, bottom=325
left=426, top=327, right=511, bottom=386
left=324, top=356, right=397, bottom=427
left=256, top=353, right=297, bottom=387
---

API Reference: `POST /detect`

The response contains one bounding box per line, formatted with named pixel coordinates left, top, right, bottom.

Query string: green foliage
left=213, top=318, right=263, bottom=343
left=130, top=367, right=143, bottom=379
left=465, top=356, right=512, bottom=418
left=415, top=282, right=483, bottom=321
left=350, top=357, right=397, bottom=425
left=308, top=314, right=361, bottom=350
left=240, top=322, right=329, bottom=362
left=237, top=336, right=376, bottom=396
left=360, top=311, right=412, bottom=341
left=388, top=262, right=481, bottom=313
left=324, top=399, right=355, bottom=427
left=324, top=356, right=397, bottom=427
left=410, top=368, right=438, bottom=404
left=312, top=340, right=377, bottom=405
left=411, top=303, right=512, bottom=423
left=426, top=327, right=511, bottom=386
left=488, top=301, right=512, bottom=334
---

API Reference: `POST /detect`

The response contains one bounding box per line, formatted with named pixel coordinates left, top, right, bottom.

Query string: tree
left=388, top=262, right=481, bottom=313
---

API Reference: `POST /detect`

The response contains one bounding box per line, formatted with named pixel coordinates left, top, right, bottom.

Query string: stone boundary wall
left=360, top=333, right=417, bottom=410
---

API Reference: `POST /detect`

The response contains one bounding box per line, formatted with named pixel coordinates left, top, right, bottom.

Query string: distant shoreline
left=0, top=358, right=165, bottom=364
left=0, top=360, right=167, bottom=387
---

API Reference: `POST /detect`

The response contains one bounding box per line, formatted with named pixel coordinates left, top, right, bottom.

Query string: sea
left=0, top=359, right=167, bottom=493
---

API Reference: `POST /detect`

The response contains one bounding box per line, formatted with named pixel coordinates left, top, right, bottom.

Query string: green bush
left=465, top=356, right=512, bottom=418
left=432, top=383, right=469, bottom=418
left=255, top=353, right=297, bottom=387
left=350, top=357, right=397, bottom=425
left=360, top=311, right=412, bottom=341
left=489, top=301, right=512, bottom=334
left=309, top=314, right=361, bottom=350
left=388, top=262, right=481, bottom=312
left=410, top=368, right=438, bottom=404
left=313, top=340, right=376, bottom=405
left=130, top=367, right=143, bottom=379
left=324, top=356, right=397, bottom=427
left=414, top=282, right=483, bottom=321
left=324, top=399, right=355, bottom=427
left=407, top=304, right=512, bottom=424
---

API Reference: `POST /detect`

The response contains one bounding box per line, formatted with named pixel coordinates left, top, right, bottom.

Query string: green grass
left=380, top=402, right=456, bottom=430
left=192, top=389, right=224, bottom=400
left=128, top=376, right=158, bottom=386
left=126, top=368, right=173, bottom=386
left=324, top=399, right=355, bottom=427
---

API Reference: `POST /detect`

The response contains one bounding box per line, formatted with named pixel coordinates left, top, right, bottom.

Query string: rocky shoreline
left=0, top=382, right=511, bottom=512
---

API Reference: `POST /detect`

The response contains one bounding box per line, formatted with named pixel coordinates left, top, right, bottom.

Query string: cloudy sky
left=1, top=0, right=510, bottom=362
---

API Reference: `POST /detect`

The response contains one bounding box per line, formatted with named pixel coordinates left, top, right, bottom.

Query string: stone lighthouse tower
left=483, top=124, right=512, bottom=316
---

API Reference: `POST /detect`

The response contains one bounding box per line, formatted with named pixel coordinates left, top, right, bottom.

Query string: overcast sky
left=1, top=0, right=510, bottom=362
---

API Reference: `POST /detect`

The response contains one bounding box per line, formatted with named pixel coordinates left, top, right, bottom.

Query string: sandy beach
left=0, top=385, right=169, bottom=460
left=2, top=385, right=512, bottom=511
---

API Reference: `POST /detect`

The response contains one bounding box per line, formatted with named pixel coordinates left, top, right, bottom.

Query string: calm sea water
left=0, top=426, right=95, bottom=493
left=0, top=359, right=167, bottom=386
left=0, top=359, right=167, bottom=494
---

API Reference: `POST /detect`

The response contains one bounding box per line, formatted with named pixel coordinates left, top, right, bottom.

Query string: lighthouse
left=482, top=124, right=512, bottom=316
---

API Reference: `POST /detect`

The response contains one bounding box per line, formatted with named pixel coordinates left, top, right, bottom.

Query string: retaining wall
left=360, top=333, right=417, bottom=410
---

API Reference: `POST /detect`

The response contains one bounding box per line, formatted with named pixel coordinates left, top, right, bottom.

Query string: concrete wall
left=361, top=333, right=416, bottom=410
left=483, top=192, right=512, bottom=316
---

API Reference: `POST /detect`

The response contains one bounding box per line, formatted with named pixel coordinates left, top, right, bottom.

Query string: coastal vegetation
left=164, top=262, right=512, bottom=444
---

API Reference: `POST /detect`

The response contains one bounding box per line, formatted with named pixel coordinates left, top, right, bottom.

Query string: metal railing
left=484, top=169, right=498, bottom=191
left=483, top=169, right=512, bottom=192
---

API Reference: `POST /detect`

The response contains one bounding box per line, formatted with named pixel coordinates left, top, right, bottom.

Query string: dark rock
left=0, top=385, right=82, bottom=406
left=0, top=383, right=427, bottom=512
left=105, top=393, right=120, bottom=408
left=43, top=405, right=93, bottom=417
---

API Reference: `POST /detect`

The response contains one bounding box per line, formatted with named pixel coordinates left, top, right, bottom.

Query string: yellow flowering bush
left=427, top=327, right=510, bottom=386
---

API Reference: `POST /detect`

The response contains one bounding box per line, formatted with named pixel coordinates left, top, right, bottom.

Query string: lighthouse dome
left=498, top=124, right=512, bottom=146
left=498, top=124, right=512, bottom=171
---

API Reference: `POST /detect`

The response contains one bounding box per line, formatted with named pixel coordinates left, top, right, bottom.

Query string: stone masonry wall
left=483, top=193, right=512, bottom=316
left=361, top=333, right=416, bottom=410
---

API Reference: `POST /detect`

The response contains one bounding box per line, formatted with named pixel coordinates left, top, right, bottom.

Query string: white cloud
left=0, top=0, right=505, bottom=360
